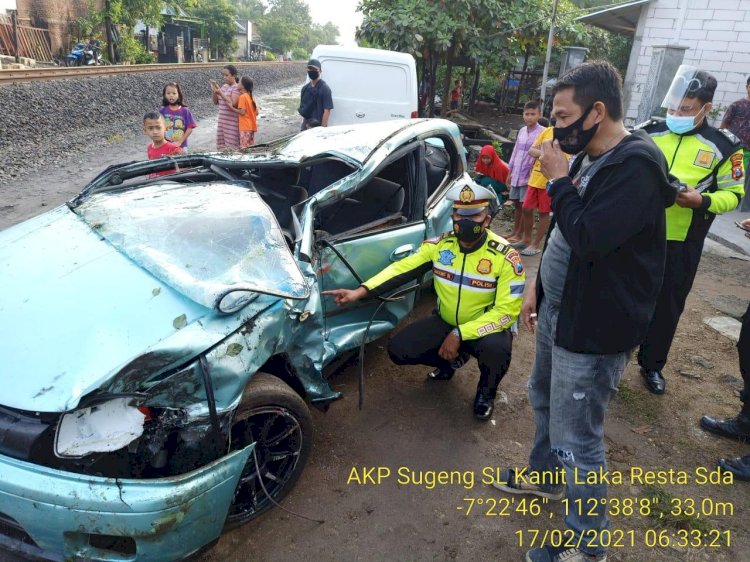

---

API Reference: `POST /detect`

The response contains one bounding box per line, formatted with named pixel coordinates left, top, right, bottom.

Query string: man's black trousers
left=740, top=302, right=750, bottom=415
left=387, top=313, right=513, bottom=399
left=638, top=239, right=704, bottom=372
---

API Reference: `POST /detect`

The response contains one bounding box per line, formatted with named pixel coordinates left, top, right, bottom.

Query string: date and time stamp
left=347, top=465, right=739, bottom=550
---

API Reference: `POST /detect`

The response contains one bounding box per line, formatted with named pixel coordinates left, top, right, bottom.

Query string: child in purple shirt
left=506, top=101, right=544, bottom=244
left=160, top=82, right=197, bottom=149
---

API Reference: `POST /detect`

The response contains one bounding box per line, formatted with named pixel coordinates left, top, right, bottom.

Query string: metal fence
left=0, top=15, right=52, bottom=62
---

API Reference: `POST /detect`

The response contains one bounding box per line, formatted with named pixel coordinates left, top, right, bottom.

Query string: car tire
left=223, top=372, right=313, bottom=530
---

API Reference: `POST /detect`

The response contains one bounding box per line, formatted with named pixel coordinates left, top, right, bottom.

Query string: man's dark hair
left=551, top=60, right=623, bottom=120
left=685, top=70, right=717, bottom=104
left=524, top=100, right=540, bottom=111
left=746, top=76, right=750, bottom=86
left=143, top=111, right=163, bottom=122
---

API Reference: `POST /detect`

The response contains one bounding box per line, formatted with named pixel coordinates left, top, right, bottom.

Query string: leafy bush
left=118, top=34, right=154, bottom=64
left=264, top=52, right=277, bottom=61
left=292, top=47, right=308, bottom=61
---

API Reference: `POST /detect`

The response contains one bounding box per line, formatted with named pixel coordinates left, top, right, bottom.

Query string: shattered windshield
left=76, top=182, right=309, bottom=309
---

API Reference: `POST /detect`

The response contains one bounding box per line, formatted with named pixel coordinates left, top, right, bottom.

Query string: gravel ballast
left=0, top=62, right=305, bottom=184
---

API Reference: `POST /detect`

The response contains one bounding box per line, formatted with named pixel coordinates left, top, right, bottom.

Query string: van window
left=325, top=60, right=408, bottom=103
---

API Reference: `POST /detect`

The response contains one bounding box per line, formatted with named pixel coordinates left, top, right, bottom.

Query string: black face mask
left=453, top=218, right=485, bottom=243
left=308, top=70, right=320, bottom=80
left=553, top=106, right=599, bottom=154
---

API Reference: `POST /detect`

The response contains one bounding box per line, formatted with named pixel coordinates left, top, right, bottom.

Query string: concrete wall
left=623, top=0, right=749, bottom=126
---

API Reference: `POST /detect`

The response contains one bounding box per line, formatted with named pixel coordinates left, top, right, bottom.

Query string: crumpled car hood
left=0, top=207, right=215, bottom=412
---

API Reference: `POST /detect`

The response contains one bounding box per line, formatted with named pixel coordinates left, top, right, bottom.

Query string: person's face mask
left=553, top=105, right=599, bottom=154
left=308, top=70, right=320, bottom=80
left=453, top=217, right=485, bottom=243
left=666, top=105, right=706, bottom=134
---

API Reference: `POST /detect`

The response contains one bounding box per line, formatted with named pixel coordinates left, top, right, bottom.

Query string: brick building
left=15, top=0, right=101, bottom=55
left=579, top=0, right=750, bottom=126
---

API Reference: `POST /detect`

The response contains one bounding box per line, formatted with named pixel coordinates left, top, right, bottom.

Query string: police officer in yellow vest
left=638, top=66, right=745, bottom=394
left=323, top=181, right=525, bottom=420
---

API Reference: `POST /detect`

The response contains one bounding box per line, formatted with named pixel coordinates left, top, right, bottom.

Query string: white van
left=310, top=45, right=418, bottom=127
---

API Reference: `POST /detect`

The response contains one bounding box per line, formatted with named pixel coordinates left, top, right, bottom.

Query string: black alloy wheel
left=224, top=373, right=312, bottom=529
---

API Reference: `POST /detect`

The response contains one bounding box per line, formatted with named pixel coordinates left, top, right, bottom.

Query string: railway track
left=0, top=60, right=297, bottom=84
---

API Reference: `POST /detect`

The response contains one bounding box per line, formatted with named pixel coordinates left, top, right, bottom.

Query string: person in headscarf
left=474, top=144, right=510, bottom=203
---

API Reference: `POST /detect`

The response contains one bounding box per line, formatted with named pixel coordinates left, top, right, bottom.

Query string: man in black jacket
left=492, top=61, right=676, bottom=562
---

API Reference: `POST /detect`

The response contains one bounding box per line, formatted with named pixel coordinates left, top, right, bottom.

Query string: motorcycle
left=65, top=43, right=106, bottom=66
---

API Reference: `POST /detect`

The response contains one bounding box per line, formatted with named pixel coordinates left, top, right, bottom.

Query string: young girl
left=160, top=82, right=197, bottom=150
left=236, top=77, right=258, bottom=149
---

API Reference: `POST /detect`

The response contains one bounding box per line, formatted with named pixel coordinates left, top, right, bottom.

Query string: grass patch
left=616, top=381, right=659, bottom=422
left=107, top=133, right=124, bottom=144
left=642, top=485, right=714, bottom=533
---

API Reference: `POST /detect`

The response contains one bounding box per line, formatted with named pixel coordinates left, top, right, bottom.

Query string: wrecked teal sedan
left=0, top=119, right=468, bottom=560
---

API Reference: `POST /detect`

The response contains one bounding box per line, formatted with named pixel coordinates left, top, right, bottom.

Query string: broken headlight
left=54, top=397, right=146, bottom=458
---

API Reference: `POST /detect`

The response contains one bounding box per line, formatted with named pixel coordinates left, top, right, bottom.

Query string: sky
left=305, top=0, right=364, bottom=47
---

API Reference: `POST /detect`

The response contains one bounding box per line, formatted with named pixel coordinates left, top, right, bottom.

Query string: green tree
left=300, top=21, right=339, bottom=52
left=191, top=0, right=239, bottom=57
left=358, top=0, right=515, bottom=115
left=100, top=0, right=162, bottom=62
left=259, top=0, right=312, bottom=53
left=233, top=0, right=265, bottom=22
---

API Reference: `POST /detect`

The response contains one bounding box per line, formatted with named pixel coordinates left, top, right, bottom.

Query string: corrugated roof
left=576, top=0, right=650, bottom=35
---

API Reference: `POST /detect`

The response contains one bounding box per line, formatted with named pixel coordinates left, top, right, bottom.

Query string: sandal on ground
left=520, top=247, right=542, bottom=256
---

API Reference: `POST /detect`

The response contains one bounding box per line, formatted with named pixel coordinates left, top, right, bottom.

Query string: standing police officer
left=638, top=66, right=745, bottom=394
left=324, top=181, right=524, bottom=420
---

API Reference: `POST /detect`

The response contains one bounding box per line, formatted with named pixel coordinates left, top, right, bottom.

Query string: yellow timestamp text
left=515, top=528, right=731, bottom=549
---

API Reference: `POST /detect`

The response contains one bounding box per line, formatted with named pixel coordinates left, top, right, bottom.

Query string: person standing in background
left=298, top=59, right=333, bottom=130
left=211, top=65, right=241, bottom=151
left=506, top=101, right=545, bottom=246
left=638, top=67, right=745, bottom=395
left=721, top=76, right=750, bottom=211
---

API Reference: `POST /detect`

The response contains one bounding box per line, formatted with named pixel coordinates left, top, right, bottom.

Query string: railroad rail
left=0, top=60, right=299, bottom=84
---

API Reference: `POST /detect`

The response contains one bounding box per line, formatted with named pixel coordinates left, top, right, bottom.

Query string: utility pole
left=105, top=0, right=116, bottom=63
left=539, top=0, right=560, bottom=114
left=11, top=10, right=20, bottom=63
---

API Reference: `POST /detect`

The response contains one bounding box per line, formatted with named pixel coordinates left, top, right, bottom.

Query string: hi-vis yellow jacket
left=641, top=120, right=745, bottom=242
left=363, top=230, right=525, bottom=340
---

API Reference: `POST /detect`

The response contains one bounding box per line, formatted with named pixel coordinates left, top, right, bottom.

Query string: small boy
left=450, top=79, right=463, bottom=111
left=143, top=112, right=184, bottom=177
left=514, top=125, right=569, bottom=255
left=506, top=100, right=545, bottom=245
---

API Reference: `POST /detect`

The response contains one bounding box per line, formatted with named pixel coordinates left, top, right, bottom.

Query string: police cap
left=446, top=181, right=497, bottom=216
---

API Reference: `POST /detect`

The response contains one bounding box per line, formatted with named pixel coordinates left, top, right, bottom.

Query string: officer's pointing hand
left=322, top=287, right=368, bottom=306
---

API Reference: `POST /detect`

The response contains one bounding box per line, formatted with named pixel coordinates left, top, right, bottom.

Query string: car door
left=314, top=142, right=428, bottom=351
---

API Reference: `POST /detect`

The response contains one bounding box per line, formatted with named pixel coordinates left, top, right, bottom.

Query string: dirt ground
left=2, top=97, right=749, bottom=561
left=196, top=229, right=750, bottom=562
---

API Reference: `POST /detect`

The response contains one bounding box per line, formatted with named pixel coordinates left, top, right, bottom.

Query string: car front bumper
left=0, top=444, right=253, bottom=561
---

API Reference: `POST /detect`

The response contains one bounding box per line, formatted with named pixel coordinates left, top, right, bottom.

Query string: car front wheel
left=224, top=373, right=313, bottom=529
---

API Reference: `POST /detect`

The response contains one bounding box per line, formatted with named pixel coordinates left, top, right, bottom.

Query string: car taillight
left=411, top=111, right=418, bottom=118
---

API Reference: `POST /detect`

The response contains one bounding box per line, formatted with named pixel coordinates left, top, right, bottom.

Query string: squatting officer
left=323, top=181, right=525, bottom=420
